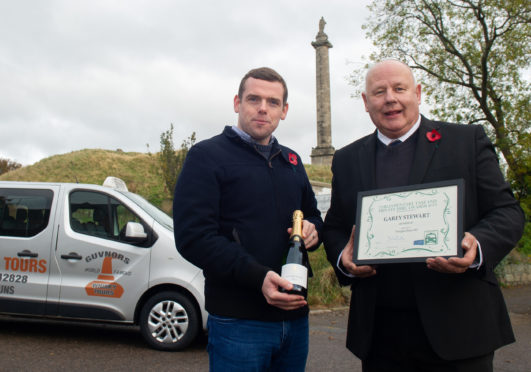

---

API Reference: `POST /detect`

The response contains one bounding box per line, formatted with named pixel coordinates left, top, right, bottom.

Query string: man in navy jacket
left=173, top=67, right=323, bottom=371
left=323, top=60, right=524, bottom=371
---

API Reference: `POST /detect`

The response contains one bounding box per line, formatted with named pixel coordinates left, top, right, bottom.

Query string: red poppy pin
left=427, top=129, right=441, bottom=142
left=288, top=153, right=298, bottom=165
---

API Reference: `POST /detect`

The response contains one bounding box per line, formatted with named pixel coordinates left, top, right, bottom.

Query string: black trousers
left=362, top=308, right=494, bottom=372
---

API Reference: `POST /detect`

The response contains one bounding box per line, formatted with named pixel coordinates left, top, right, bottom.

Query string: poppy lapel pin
left=426, top=129, right=441, bottom=142
left=288, top=153, right=298, bottom=166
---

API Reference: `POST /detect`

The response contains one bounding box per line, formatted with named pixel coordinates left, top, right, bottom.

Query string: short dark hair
left=238, top=67, right=288, bottom=106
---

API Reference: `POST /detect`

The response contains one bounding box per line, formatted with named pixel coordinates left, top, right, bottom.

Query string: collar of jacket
left=358, top=115, right=442, bottom=189
left=223, top=126, right=293, bottom=165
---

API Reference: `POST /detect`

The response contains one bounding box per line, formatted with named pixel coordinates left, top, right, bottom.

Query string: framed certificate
left=353, top=179, right=464, bottom=264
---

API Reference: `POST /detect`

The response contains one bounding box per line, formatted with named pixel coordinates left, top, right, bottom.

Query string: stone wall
left=310, top=181, right=331, bottom=219
left=497, top=263, right=531, bottom=286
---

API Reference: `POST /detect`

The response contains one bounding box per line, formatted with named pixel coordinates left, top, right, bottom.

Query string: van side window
left=116, top=204, right=141, bottom=236
left=69, top=190, right=143, bottom=243
left=0, top=189, right=53, bottom=237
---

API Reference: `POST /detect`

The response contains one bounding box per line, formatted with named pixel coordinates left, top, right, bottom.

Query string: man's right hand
left=261, top=271, right=307, bottom=311
left=340, top=225, right=377, bottom=278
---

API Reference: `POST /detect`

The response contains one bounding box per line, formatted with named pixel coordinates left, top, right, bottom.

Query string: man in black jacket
left=173, top=67, right=323, bottom=371
left=323, top=60, right=524, bottom=371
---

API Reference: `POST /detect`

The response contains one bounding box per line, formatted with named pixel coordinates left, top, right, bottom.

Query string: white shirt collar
left=377, top=115, right=421, bottom=146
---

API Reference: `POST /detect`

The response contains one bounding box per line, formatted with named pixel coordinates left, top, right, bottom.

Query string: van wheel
left=139, top=291, right=199, bottom=351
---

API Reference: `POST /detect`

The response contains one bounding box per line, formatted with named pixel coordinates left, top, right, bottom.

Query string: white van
left=0, top=177, right=206, bottom=351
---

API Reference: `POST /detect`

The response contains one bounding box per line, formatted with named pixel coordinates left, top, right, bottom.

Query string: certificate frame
left=353, top=179, right=464, bottom=265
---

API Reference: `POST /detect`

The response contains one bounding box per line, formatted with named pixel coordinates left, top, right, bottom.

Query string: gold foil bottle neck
left=291, top=210, right=304, bottom=240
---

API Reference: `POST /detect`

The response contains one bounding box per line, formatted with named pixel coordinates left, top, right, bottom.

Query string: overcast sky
left=1, top=0, right=383, bottom=166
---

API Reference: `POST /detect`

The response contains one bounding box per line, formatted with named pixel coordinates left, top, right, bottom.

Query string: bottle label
left=281, top=264, right=308, bottom=289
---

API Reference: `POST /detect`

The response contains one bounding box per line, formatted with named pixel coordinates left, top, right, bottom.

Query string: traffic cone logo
left=85, top=256, right=124, bottom=298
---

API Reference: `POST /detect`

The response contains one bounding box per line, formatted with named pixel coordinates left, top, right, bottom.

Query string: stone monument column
left=311, top=17, right=335, bottom=166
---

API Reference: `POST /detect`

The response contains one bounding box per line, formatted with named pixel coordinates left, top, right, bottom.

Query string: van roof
left=0, top=177, right=129, bottom=192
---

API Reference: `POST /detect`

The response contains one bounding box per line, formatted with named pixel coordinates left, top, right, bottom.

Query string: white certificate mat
left=354, top=179, right=464, bottom=264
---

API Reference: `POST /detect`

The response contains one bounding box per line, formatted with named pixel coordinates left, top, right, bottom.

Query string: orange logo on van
left=85, top=257, right=124, bottom=298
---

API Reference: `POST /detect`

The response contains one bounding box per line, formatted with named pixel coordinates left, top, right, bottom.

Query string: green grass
left=308, top=246, right=350, bottom=308
left=0, top=149, right=172, bottom=212
left=304, top=164, right=332, bottom=184
left=1, top=149, right=332, bottom=214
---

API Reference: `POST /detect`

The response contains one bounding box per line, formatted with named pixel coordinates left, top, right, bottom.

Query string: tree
left=159, top=124, right=196, bottom=195
left=352, top=0, right=530, bottom=205
left=0, top=158, right=22, bottom=175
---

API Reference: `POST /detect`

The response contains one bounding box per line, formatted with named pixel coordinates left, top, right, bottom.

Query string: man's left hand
left=261, top=271, right=307, bottom=311
left=287, top=220, right=319, bottom=249
left=426, top=232, right=478, bottom=274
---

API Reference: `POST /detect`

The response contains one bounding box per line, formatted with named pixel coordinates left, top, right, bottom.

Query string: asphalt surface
left=306, top=284, right=531, bottom=372
left=0, top=285, right=529, bottom=371
left=492, top=285, right=531, bottom=372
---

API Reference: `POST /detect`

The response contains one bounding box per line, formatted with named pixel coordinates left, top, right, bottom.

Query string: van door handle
left=61, top=252, right=83, bottom=260
left=17, top=250, right=38, bottom=258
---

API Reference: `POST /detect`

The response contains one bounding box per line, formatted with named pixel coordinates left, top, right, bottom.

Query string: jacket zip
left=268, top=149, right=282, bottom=168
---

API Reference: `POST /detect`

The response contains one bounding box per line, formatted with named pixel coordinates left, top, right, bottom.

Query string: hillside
left=0, top=149, right=170, bottom=209
left=0, top=149, right=332, bottom=211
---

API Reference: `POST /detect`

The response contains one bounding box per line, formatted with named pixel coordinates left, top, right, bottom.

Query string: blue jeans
left=207, top=314, right=309, bottom=372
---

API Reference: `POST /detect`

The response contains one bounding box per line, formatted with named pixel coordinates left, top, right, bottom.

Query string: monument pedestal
left=311, top=146, right=335, bottom=166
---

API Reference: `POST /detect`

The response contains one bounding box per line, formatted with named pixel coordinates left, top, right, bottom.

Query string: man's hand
left=261, top=271, right=307, bottom=311
left=340, top=225, right=377, bottom=278
left=287, top=220, right=319, bottom=249
left=426, top=232, right=478, bottom=273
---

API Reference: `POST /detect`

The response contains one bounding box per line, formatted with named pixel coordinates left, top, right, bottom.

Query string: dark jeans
left=207, top=314, right=309, bottom=372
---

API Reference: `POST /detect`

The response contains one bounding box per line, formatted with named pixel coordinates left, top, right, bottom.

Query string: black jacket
left=323, top=117, right=525, bottom=360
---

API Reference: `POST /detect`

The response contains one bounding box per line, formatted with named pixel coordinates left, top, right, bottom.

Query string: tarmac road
left=306, top=284, right=531, bottom=372
left=0, top=285, right=529, bottom=371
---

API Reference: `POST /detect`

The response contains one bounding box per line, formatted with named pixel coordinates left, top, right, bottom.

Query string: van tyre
left=140, top=291, right=199, bottom=351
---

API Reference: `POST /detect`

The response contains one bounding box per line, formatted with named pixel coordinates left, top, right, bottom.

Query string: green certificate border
left=353, top=179, right=464, bottom=264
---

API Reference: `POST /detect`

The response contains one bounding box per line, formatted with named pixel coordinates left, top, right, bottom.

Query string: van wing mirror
left=124, top=221, right=148, bottom=242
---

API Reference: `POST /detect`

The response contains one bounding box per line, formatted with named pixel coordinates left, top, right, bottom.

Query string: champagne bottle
left=280, top=210, right=308, bottom=298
